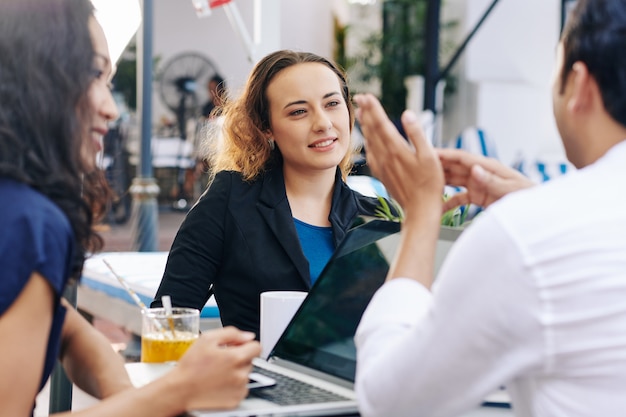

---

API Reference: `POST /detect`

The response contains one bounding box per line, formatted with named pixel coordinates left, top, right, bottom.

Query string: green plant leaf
left=374, top=196, right=404, bottom=222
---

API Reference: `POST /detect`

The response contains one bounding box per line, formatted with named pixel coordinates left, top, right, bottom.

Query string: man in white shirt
left=352, top=0, right=626, bottom=416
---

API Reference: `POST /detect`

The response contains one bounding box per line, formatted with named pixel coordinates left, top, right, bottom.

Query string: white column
left=252, top=0, right=281, bottom=63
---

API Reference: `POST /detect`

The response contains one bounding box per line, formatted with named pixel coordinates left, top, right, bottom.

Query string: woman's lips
left=91, top=128, right=107, bottom=152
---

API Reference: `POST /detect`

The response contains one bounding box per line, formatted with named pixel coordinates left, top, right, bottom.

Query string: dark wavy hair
left=213, top=50, right=356, bottom=182
left=0, top=0, right=108, bottom=278
left=560, top=0, right=626, bottom=127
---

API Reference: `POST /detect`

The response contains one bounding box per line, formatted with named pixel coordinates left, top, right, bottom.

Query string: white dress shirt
left=355, top=140, right=626, bottom=417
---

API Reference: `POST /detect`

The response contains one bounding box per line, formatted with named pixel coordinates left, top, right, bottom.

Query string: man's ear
left=567, top=62, right=595, bottom=114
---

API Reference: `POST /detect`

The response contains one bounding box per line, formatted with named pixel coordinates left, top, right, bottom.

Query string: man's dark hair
left=561, top=0, right=626, bottom=127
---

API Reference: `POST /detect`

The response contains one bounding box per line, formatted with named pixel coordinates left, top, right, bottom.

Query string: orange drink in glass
left=141, top=307, right=199, bottom=363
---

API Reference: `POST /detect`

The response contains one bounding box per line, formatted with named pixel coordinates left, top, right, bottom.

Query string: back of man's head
left=560, top=0, right=626, bottom=128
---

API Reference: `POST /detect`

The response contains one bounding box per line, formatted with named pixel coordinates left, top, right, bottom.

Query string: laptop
left=192, top=219, right=463, bottom=417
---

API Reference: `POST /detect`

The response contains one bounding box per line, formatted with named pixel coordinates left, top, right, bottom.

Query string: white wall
left=144, top=0, right=568, bottom=167
left=445, top=0, right=566, bottom=165
left=152, top=0, right=335, bottom=123
left=440, top=0, right=478, bottom=146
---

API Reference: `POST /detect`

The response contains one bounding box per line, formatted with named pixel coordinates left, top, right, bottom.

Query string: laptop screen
left=272, top=219, right=464, bottom=383
left=271, top=219, right=400, bottom=382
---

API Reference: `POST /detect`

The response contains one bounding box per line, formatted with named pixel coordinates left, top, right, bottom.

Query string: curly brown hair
left=210, top=50, right=356, bottom=182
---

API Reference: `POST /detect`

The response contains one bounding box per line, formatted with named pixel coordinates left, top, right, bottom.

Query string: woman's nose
left=313, top=111, right=332, bottom=132
left=102, top=89, right=120, bottom=122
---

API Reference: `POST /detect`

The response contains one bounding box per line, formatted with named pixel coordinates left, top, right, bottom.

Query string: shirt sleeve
left=0, top=194, right=73, bottom=315
left=153, top=172, right=231, bottom=309
left=355, top=212, right=544, bottom=417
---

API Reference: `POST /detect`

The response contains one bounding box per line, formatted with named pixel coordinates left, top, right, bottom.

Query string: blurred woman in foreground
left=0, top=0, right=259, bottom=415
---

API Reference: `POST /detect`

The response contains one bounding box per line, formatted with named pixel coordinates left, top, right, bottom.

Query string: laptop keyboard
left=249, top=365, right=351, bottom=406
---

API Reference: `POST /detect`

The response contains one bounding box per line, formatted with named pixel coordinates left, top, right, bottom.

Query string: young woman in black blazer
left=153, top=50, right=389, bottom=336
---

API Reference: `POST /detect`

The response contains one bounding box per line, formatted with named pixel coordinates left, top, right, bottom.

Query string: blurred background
left=95, top=0, right=576, bottom=226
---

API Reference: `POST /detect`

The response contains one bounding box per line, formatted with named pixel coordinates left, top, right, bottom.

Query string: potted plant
left=337, top=0, right=457, bottom=121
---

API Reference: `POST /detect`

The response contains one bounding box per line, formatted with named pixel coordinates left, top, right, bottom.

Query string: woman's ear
left=263, top=130, right=276, bottom=150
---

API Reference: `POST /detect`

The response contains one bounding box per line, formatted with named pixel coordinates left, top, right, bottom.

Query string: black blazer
left=152, top=165, right=383, bottom=336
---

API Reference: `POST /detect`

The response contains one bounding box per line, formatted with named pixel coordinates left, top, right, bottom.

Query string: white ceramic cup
left=260, top=291, right=307, bottom=359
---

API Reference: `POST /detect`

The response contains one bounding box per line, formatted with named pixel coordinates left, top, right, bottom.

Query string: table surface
left=77, top=252, right=221, bottom=335
left=110, top=363, right=513, bottom=416
left=37, top=363, right=512, bottom=417
left=70, top=253, right=513, bottom=417
left=80, top=252, right=220, bottom=314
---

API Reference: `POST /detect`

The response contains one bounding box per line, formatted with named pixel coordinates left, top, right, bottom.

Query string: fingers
left=354, top=93, right=445, bottom=213
left=400, top=109, right=431, bottom=156
left=202, top=326, right=256, bottom=347
left=438, top=148, right=488, bottom=167
left=398, top=107, right=443, bottom=192
left=437, top=148, right=501, bottom=172
left=443, top=164, right=494, bottom=209
left=354, top=94, right=410, bottom=204
left=229, top=338, right=262, bottom=362
left=438, top=148, right=489, bottom=187
left=469, top=164, right=512, bottom=206
left=354, top=94, right=410, bottom=164
left=354, top=94, right=398, bottom=142
left=437, top=147, right=536, bottom=209
left=172, top=327, right=261, bottom=411
left=442, top=192, right=471, bottom=213
left=199, top=327, right=261, bottom=364
left=438, top=148, right=525, bottom=183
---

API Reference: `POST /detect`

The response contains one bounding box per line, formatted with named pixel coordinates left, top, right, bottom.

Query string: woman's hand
left=174, top=326, right=261, bottom=411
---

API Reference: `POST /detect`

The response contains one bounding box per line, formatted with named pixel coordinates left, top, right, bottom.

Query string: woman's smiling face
left=83, top=17, right=118, bottom=170
left=265, top=62, right=351, bottom=176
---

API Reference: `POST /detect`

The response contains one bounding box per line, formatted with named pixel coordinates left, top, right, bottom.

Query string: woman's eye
left=290, top=109, right=306, bottom=116
left=326, top=100, right=340, bottom=108
left=91, top=68, right=114, bottom=91
left=91, top=68, right=105, bottom=80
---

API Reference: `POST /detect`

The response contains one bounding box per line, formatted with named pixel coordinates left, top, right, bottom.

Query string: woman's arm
left=153, top=173, right=231, bottom=309
left=53, top=327, right=260, bottom=417
left=0, top=272, right=54, bottom=417
left=59, top=299, right=134, bottom=399
left=0, top=273, right=262, bottom=417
